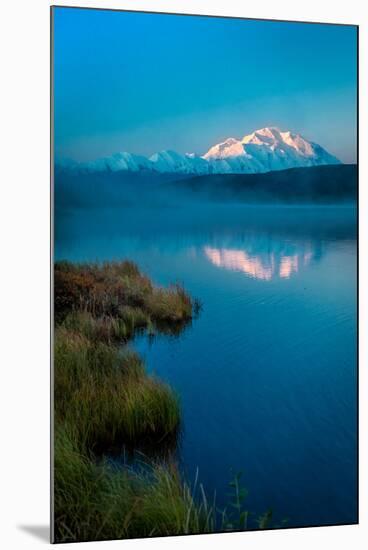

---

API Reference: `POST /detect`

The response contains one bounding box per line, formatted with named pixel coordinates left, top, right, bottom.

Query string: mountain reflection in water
left=204, top=242, right=315, bottom=280
left=55, top=203, right=357, bottom=529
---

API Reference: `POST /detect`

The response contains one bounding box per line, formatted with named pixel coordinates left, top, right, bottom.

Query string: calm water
left=55, top=202, right=357, bottom=529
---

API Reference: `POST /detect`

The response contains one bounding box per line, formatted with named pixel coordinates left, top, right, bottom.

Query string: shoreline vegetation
left=54, top=260, right=272, bottom=542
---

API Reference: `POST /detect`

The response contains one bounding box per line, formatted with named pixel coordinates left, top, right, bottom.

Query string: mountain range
left=58, top=127, right=341, bottom=176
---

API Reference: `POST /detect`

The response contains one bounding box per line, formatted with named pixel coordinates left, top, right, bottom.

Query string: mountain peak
left=243, top=126, right=287, bottom=144
left=203, top=137, right=246, bottom=160
left=257, top=126, right=282, bottom=136
left=200, top=127, right=340, bottom=173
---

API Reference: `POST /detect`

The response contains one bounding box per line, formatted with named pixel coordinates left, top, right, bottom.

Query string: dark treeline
left=54, top=164, right=357, bottom=210
left=173, top=164, right=357, bottom=204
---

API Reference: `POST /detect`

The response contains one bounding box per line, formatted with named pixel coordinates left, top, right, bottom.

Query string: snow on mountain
left=149, top=150, right=210, bottom=175
left=85, top=152, right=153, bottom=172
left=58, top=127, right=341, bottom=175
left=203, top=127, right=341, bottom=173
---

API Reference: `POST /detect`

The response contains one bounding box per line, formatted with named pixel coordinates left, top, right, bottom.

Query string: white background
left=0, top=0, right=366, bottom=548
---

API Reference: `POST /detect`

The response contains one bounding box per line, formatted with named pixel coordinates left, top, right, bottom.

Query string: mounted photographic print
left=51, top=6, right=358, bottom=544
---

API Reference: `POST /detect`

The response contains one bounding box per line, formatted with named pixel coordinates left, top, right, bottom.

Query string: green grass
left=55, top=323, right=180, bottom=452
left=54, top=427, right=215, bottom=543
left=54, top=427, right=273, bottom=543
left=54, top=260, right=196, bottom=453
left=54, top=260, right=201, bottom=541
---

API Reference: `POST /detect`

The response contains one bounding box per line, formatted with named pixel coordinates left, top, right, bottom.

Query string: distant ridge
left=55, top=164, right=357, bottom=209
left=171, top=164, right=357, bottom=203
left=57, top=127, right=341, bottom=176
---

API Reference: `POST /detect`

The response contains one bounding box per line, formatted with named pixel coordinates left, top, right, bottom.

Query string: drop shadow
left=18, top=525, right=50, bottom=543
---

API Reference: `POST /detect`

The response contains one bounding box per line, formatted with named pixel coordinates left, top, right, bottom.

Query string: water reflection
left=204, top=242, right=316, bottom=280
left=55, top=201, right=357, bottom=528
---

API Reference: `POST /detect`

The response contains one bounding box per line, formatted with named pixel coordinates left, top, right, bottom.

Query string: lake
left=55, top=202, right=357, bottom=529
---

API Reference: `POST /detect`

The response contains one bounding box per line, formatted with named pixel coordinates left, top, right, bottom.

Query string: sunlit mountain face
left=203, top=242, right=315, bottom=281
left=57, top=127, right=341, bottom=176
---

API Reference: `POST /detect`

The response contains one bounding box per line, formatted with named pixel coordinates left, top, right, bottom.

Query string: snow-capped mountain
left=202, top=127, right=340, bottom=173
left=59, top=127, right=341, bottom=175
left=149, top=150, right=209, bottom=175
left=81, top=152, right=153, bottom=173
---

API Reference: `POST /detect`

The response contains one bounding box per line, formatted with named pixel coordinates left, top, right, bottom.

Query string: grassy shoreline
left=53, top=260, right=207, bottom=542
left=53, top=260, right=271, bottom=542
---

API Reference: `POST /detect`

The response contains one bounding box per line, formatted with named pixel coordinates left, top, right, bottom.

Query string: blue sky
left=53, top=8, right=357, bottom=163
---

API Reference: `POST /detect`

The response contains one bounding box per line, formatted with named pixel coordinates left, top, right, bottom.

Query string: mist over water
left=55, top=198, right=357, bottom=528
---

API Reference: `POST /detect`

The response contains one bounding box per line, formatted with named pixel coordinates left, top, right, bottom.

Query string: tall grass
left=54, top=260, right=201, bottom=541
left=54, top=428, right=215, bottom=543
left=54, top=427, right=273, bottom=543
left=54, top=260, right=196, bottom=452
left=55, top=324, right=180, bottom=452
